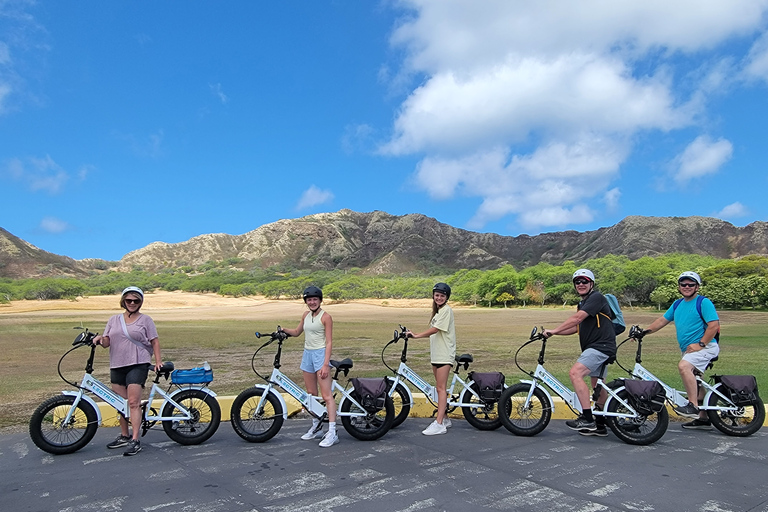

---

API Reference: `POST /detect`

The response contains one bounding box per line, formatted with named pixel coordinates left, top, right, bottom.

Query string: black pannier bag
left=719, top=375, right=759, bottom=406
left=623, top=379, right=666, bottom=416
left=468, top=372, right=505, bottom=402
left=350, top=377, right=388, bottom=413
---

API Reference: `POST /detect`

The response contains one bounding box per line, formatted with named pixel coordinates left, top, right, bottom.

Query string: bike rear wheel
left=230, top=387, right=284, bottom=443
left=498, top=383, right=551, bottom=436
left=460, top=384, right=502, bottom=430
left=340, top=395, right=394, bottom=440
left=605, top=388, right=669, bottom=445
left=161, top=389, right=221, bottom=445
left=29, top=395, right=99, bottom=455
left=388, top=380, right=411, bottom=428
left=707, top=387, right=765, bottom=437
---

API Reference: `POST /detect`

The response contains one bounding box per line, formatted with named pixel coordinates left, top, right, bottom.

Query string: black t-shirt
left=576, top=291, right=617, bottom=357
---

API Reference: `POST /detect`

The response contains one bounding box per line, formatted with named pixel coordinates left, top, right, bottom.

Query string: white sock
left=328, top=421, right=336, bottom=434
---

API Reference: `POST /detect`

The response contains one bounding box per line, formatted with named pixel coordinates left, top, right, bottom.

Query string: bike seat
left=330, top=358, right=353, bottom=370
left=456, top=354, right=473, bottom=364
left=705, top=355, right=718, bottom=371
left=158, top=362, right=175, bottom=373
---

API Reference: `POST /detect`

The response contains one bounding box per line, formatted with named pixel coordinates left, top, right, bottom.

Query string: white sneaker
left=301, top=423, right=324, bottom=440
left=319, top=430, right=339, bottom=448
left=422, top=420, right=447, bottom=436
left=443, top=417, right=452, bottom=428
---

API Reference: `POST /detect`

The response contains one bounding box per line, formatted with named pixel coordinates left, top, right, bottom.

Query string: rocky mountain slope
left=3, top=210, right=767, bottom=279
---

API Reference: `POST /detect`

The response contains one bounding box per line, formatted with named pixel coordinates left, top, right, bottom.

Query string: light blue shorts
left=300, top=348, right=328, bottom=373
left=577, top=348, right=611, bottom=379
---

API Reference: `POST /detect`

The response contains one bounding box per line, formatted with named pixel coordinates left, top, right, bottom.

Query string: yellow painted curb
left=95, top=393, right=768, bottom=427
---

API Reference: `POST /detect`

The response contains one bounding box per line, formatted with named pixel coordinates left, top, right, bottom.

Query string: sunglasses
left=124, top=298, right=142, bottom=304
left=679, top=282, right=698, bottom=288
left=573, top=279, right=591, bottom=285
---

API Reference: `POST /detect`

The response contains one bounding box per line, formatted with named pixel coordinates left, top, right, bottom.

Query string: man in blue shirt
left=642, top=271, right=720, bottom=428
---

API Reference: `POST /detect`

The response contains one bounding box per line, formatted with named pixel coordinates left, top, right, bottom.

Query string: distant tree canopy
left=3, top=253, right=768, bottom=310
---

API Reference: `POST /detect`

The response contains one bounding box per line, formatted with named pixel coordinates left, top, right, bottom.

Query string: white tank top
left=303, top=310, right=326, bottom=350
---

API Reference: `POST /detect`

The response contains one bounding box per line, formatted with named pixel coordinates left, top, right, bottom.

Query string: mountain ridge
left=2, top=210, right=767, bottom=279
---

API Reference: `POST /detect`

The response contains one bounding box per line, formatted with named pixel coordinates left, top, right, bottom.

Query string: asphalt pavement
left=2, top=418, right=767, bottom=512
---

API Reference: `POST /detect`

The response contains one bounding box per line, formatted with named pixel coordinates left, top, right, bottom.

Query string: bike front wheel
left=605, top=389, right=669, bottom=445
left=707, top=388, right=766, bottom=437
left=460, top=384, right=502, bottom=430
left=498, top=383, right=551, bottom=436
left=230, top=387, right=284, bottom=443
left=339, top=395, right=394, bottom=441
left=161, top=389, right=221, bottom=445
left=29, top=395, right=99, bottom=455
left=389, top=380, right=411, bottom=428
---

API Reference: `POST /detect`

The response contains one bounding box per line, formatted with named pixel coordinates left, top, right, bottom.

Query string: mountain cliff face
left=2, top=211, right=768, bottom=279
left=0, top=227, right=88, bottom=278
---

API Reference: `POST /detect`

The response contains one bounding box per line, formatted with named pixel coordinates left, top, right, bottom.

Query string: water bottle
left=203, top=361, right=211, bottom=371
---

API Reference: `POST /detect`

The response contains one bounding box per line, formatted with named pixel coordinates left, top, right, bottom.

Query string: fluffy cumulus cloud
left=714, top=201, right=749, bottom=220
left=671, top=135, right=733, bottom=184
left=296, top=185, right=334, bottom=211
left=382, top=0, right=768, bottom=230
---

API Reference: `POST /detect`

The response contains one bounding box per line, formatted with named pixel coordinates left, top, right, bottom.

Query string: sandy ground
left=0, top=290, right=436, bottom=319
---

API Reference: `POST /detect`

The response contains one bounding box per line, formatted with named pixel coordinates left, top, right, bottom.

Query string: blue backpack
left=604, top=293, right=625, bottom=335
left=671, top=295, right=720, bottom=342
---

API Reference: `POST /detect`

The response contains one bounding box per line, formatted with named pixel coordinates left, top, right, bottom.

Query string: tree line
left=2, top=253, right=768, bottom=310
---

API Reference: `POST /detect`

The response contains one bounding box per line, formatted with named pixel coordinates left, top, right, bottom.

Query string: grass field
left=2, top=291, right=767, bottom=429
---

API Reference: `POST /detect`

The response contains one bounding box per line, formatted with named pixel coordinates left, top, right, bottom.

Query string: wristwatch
left=698, top=341, right=707, bottom=347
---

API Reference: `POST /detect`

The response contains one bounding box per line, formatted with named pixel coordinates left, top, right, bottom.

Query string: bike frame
left=512, top=330, right=639, bottom=419
left=618, top=334, right=743, bottom=414
left=249, top=332, right=373, bottom=420
left=60, top=370, right=213, bottom=427
left=387, top=361, right=486, bottom=410
left=520, top=363, right=637, bottom=418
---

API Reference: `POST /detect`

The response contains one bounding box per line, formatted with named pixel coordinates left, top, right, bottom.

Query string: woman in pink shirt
left=93, top=286, right=161, bottom=456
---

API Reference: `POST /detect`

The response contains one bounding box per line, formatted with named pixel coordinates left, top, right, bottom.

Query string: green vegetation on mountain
left=3, top=253, right=768, bottom=310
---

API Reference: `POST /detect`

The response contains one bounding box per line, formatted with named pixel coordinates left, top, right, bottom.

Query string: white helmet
left=121, top=286, right=144, bottom=299
left=677, top=271, right=701, bottom=285
left=572, top=269, right=595, bottom=283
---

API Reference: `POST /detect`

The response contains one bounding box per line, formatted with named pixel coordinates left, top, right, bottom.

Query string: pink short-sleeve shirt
left=103, top=313, right=158, bottom=369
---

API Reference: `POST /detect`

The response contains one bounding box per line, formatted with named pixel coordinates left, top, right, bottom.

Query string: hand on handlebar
left=541, top=329, right=554, bottom=339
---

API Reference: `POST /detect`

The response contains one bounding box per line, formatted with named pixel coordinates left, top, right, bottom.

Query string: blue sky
left=2, top=1, right=768, bottom=261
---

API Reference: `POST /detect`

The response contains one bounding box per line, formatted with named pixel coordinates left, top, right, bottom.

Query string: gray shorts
left=300, top=348, right=329, bottom=373
left=577, top=348, right=611, bottom=379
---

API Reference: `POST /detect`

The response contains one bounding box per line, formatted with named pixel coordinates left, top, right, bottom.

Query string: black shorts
left=431, top=363, right=451, bottom=369
left=110, top=363, right=150, bottom=387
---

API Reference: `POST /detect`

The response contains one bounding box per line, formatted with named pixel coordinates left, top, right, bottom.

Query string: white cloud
left=713, top=202, right=749, bottom=219
left=40, top=216, right=70, bottom=234
left=604, top=188, right=621, bottom=212
left=671, top=135, right=733, bottom=183
left=296, top=185, right=334, bottom=211
left=210, top=83, right=228, bottom=104
left=3, top=155, right=69, bottom=194
left=383, top=1, right=768, bottom=230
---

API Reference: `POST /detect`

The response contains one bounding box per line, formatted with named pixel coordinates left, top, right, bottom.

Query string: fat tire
left=460, top=383, right=502, bottom=430
left=605, top=388, right=669, bottom=445
left=161, top=389, right=221, bottom=445
left=29, top=395, right=99, bottom=455
left=707, top=386, right=766, bottom=437
left=498, top=383, right=551, bottom=436
left=340, top=395, right=394, bottom=441
left=388, top=380, right=411, bottom=428
left=230, top=387, right=284, bottom=443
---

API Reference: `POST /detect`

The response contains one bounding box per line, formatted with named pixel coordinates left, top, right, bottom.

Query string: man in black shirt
left=543, top=269, right=617, bottom=435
